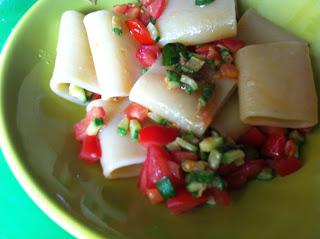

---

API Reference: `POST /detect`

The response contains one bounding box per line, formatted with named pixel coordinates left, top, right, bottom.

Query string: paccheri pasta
left=50, top=1, right=318, bottom=214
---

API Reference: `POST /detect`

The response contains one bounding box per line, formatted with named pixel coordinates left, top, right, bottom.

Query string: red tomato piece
left=238, top=127, right=266, bottom=147
left=73, top=107, right=106, bottom=142
left=146, top=0, right=166, bottom=19
left=171, top=151, right=199, bottom=163
left=136, top=44, right=161, bottom=67
left=125, top=5, right=141, bottom=19
left=124, top=103, right=149, bottom=122
left=270, top=156, right=301, bottom=177
left=214, top=38, right=246, bottom=53
left=284, top=140, right=297, bottom=158
left=261, top=132, right=287, bottom=158
left=126, top=18, right=154, bottom=44
left=146, top=188, right=164, bottom=204
left=138, top=160, right=149, bottom=194
left=209, top=188, right=231, bottom=207
left=138, top=125, right=179, bottom=146
left=168, top=161, right=183, bottom=187
left=195, top=44, right=220, bottom=61
left=167, top=190, right=208, bottom=214
left=146, top=145, right=172, bottom=188
left=240, top=160, right=265, bottom=178
left=298, top=127, right=314, bottom=134
left=92, top=93, right=101, bottom=100
left=139, top=9, right=151, bottom=25
left=226, top=170, right=247, bottom=190
left=216, top=162, right=239, bottom=176
left=259, top=126, right=287, bottom=136
left=220, top=64, right=239, bottom=79
left=79, top=136, right=101, bottom=164
left=113, top=4, right=129, bottom=14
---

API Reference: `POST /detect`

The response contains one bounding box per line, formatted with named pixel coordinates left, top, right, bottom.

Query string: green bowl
left=1, top=0, right=320, bottom=238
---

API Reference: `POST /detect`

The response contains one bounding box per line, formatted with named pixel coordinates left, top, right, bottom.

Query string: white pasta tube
left=236, top=42, right=318, bottom=128
left=84, top=10, right=141, bottom=99
left=237, top=9, right=305, bottom=45
left=157, top=0, right=237, bottom=46
left=129, top=57, right=236, bottom=136
left=87, top=99, right=146, bottom=179
left=211, top=92, right=250, bottom=140
left=50, top=10, right=100, bottom=105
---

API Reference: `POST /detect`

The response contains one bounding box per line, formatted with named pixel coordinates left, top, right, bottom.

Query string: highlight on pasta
left=50, top=0, right=318, bottom=214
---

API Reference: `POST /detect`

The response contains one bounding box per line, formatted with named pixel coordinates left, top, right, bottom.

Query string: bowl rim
left=0, top=1, right=106, bottom=238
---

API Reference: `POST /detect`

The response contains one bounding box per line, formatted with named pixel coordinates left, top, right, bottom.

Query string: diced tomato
left=261, top=132, right=287, bottom=158
left=146, top=145, right=172, bottom=188
left=138, top=160, right=148, bottom=194
left=125, top=5, right=141, bottom=18
left=171, top=151, right=199, bottom=163
left=136, top=44, right=161, bottom=67
left=298, top=127, right=314, bottom=134
left=113, top=4, right=129, bottom=14
left=146, top=188, right=164, bottom=204
left=146, top=0, right=166, bottom=19
left=92, top=93, right=101, bottom=100
left=195, top=44, right=220, bottom=61
left=168, top=161, right=183, bottom=187
left=270, top=156, right=301, bottom=177
left=138, top=125, right=179, bottom=146
left=284, top=140, right=297, bottom=158
left=216, top=162, right=239, bottom=176
left=226, top=170, right=247, bottom=190
left=258, top=126, right=287, bottom=136
left=79, top=136, right=101, bottom=164
left=124, top=103, right=149, bottom=122
left=126, top=18, right=154, bottom=44
left=214, top=38, right=246, bottom=53
left=139, top=9, right=151, bottom=25
left=167, top=190, right=208, bottom=214
left=240, top=160, right=265, bottom=178
left=238, top=127, right=266, bottom=147
left=209, top=188, right=231, bottom=207
left=220, top=64, right=239, bottom=79
left=73, top=107, right=106, bottom=142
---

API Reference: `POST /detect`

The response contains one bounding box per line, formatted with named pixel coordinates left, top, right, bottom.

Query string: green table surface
left=0, top=1, right=73, bottom=238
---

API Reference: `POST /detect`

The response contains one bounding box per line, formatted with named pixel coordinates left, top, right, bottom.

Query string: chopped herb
left=86, top=117, right=104, bottom=136
left=142, top=68, right=149, bottom=74
left=162, top=43, right=188, bottom=66
left=289, top=130, right=305, bottom=145
left=199, top=83, right=215, bottom=108
left=150, top=16, right=156, bottom=24
left=185, top=56, right=205, bottom=72
left=220, top=49, right=233, bottom=63
left=199, top=136, right=224, bottom=152
left=181, top=131, right=199, bottom=144
left=212, top=175, right=224, bottom=190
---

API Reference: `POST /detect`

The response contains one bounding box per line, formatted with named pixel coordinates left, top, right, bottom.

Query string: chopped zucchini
left=181, top=160, right=197, bottom=173
left=186, top=170, right=214, bottom=184
left=257, top=168, right=274, bottom=181
left=199, top=136, right=224, bottom=152
left=185, top=56, right=205, bottom=72
left=186, top=181, right=206, bottom=197
left=176, top=137, right=198, bottom=152
left=220, top=49, right=233, bottom=63
left=112, top=15, right=123, bottom=36
left=117, top=116, right=129, bottom=136
left=156, top=176, right=176, bottom=199
left=180, top=75, right=199, bottom=94
left=69, top=84, right=87, bottom=103
left=166, top=139, right=181, bottom=152
left=208, top=149, right=222, bottom=170
left=222, top=149, right=245, bottom=166
left=86, top=117, right=104, bottom=136
left=181, top=131, right=199, bottom=144
left=129, top=119, right=142, bottom=141
left=147, top=22, right=160, bottom=42
left=165, top=70, right=181, bottom=89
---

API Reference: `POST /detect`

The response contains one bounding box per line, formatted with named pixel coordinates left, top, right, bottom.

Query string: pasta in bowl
left=50, top=0, right=318, bottom=214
